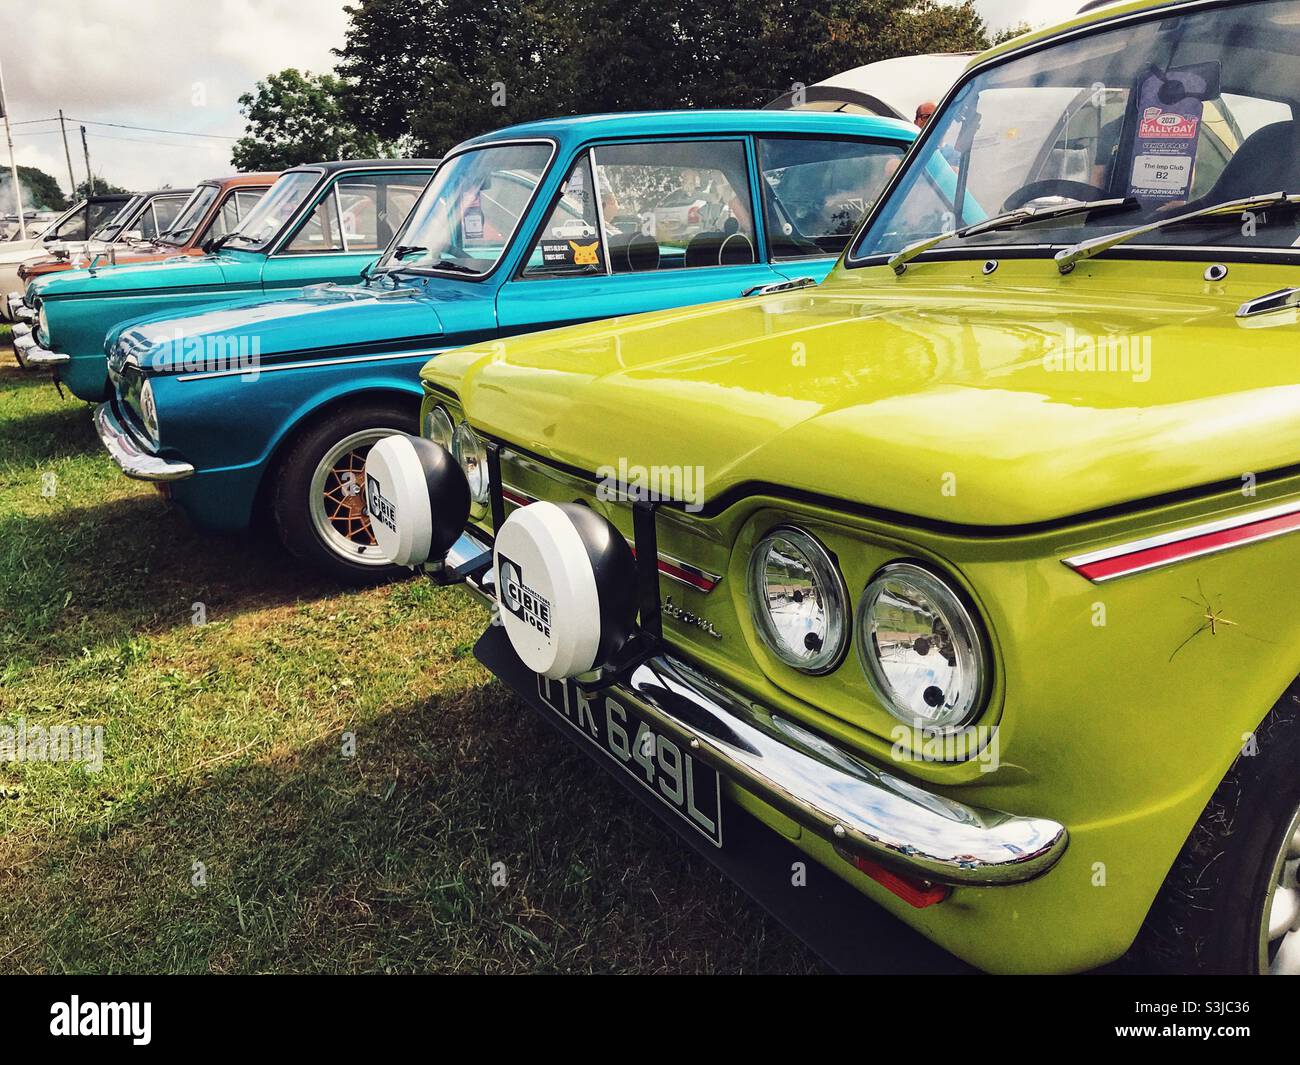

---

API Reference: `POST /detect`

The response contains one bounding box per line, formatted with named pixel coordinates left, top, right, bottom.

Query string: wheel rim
left=1259, top=806, right=1300, bottom=973
left=308, top=428, right=393, bottom=568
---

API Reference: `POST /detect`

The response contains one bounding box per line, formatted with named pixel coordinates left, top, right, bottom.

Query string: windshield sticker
left=1127, top=66, right=1211, bottom=203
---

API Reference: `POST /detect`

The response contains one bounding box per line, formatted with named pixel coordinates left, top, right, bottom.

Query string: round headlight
left=748, top=527, right=848, bottom=674
left=451, top=420, right=489, bottom=505
left=856, top=562, right=987, bottom=730
left=139, top=378, right=160, bottom=440
left=37, top=304, right=49, bottom=345
left=423, top=404, right=454, bottom=450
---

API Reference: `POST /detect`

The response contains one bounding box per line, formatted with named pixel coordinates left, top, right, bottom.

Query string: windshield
left=91, top=196, right=143, bottom=242
left=223, top=170, right=319, bottom=251
left=853, top=0, right=1300, bottom=263
left=377, top=143, right=553, bottom=276
left=160, top=184, right=219, bottom=245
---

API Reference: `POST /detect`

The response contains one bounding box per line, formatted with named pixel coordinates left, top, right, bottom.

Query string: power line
left=66, top=117, right=240, bottom=141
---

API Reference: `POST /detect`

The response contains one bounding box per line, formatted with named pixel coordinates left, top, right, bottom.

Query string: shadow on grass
left=0, top=491, right=351, bottom=669
left=0, top=678, right=821, bottom=974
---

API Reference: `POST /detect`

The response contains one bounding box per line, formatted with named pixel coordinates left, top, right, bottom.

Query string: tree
left=17, top=166, right=68, bottom=212
left=331, top=0, right=995, bottom=155
left=230, top=69, right=402, bottom=170
left=74, top=177, right=131, bottom=199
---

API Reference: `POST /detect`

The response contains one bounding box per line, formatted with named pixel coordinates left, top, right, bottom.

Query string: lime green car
left=365, top=0, right=1300, bottom=973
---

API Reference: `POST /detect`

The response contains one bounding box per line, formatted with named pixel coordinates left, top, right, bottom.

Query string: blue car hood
left=31, top=251, right=252, bottom=299
left=113, top=284, right=446, bottom=375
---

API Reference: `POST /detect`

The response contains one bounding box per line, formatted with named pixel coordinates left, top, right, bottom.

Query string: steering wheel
left=1003, top=180, right=1110, bottom=212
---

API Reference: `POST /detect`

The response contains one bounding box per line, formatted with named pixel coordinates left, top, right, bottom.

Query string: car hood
left=0, top=239, right=52, bottom=265
left=30, top=251, right=250, bottom=299
left=423, top=260, right=1300, bottom=530
left=114, top=284, right=445, bottom=375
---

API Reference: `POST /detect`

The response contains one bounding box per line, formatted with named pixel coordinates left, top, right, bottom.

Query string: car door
left=495, top=139, right=784, bottom=335
left=259, top=169, right=432, bottom=292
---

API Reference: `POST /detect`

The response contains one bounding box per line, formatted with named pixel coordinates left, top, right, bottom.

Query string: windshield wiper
left=888, top=197, right=1139, bottom=275
left=426, top=258, right=481, bottom=275
left=1056, top=191, right=1300, bottom=274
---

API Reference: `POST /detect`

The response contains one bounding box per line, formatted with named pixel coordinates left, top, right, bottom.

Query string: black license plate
left=535, top=674, right=723, bottom=847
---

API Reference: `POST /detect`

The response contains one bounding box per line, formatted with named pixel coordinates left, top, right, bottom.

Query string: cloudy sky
left=0, top=0, right=1085, bottom=203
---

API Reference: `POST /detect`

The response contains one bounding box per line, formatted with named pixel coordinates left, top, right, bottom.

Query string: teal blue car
left=19, top=160, right=439, bottom=400
left=94, top=110, right=915, bottom=580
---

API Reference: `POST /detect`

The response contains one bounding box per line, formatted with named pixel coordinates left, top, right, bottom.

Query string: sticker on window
left=1127, top=65, right=1217, bottom=203
left=539, top=237, right=602, bottom=269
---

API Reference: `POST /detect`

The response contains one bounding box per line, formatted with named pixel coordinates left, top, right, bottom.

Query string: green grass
left=0, top=340, right=819, bottom=973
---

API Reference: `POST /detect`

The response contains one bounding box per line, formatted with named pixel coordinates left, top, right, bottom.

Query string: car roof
left=462, top=110, right=918, bottom=150
left=284, top=159, right=442, bottom=175
left=139, top=188, right=194, bottom=198
left=197, top=172, right=281, bottom=188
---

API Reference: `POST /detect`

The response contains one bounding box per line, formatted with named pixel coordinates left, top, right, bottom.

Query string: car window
left=335, top=174, right=430, bottom=252
left=284, top=188, right=345, bottom=254
left=49, top=203, right=90, bottom=241
left=225, top=170, right=319, bottom=251
left=521, top=154, right=604, bottom=277
left=592, top=140, right=757, bottom=272
left=161, top=185, right=219, bottom=244
left=758, top=137, right=907, bottom=258
left=138, top=195, right=188, bottom=239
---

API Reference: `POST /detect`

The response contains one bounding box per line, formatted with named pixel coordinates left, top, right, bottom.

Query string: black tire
left=1131, top=679, right=1300, bottom=973
left=271, top=399, right=418, bottom=583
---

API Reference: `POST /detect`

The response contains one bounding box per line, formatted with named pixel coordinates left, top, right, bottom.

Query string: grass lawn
left=0, top=334, right=818, bottom=973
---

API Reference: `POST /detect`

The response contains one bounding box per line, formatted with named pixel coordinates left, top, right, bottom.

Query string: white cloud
left=974, top=0, right=1087, bottom=33
left=1, top=0, right=347, bottom=196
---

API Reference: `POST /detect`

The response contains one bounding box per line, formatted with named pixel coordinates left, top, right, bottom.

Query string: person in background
left=915, top=102, right=937, bottom=129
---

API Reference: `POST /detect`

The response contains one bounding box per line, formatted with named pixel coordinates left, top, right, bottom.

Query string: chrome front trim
left=11, top=322, right=31, bottom=340
left=175, top=347, right=447, bottom=382
left=25, top=347, right=70, bottom=368
left=742, top=276, right=817, bottom=298
left=93, top=402, right=195, bottom=482
left=3, top=291, right=21, bottom=321
left=12, top=333, right=39, bottom=366
left=463, top=535, right=1066, bottom=886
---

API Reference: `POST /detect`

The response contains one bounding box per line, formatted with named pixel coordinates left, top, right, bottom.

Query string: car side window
left=591, top=140, right=757, bottom=272
left=758, top=137, right=908, bottom=259
left=521, top=154, right=605, bottom=277
left=151, top=195, right=187, bottom=237
left=283, top=187, right=345, bottom=254
left=335, top=174, right=430, bottom=252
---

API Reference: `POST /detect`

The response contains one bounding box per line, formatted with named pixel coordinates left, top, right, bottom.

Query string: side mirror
left=359, top=259, right=376, bottom=282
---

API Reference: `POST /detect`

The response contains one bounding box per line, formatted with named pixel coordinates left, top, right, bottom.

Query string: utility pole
left=0, top=58, right=27, bottom=239
left=80, top=124, right=93, bottom=197
left=58, top=109, right=76, bottom=202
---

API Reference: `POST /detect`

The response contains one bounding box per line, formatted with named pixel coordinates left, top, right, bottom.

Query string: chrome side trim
left=460, top=529, right=1066, bottom=886
left=1238, top=287, right=1300, bottom=319
left=1064, top=498, right=1300, bottom=582
left=93, top=402, right=195, bottom=482
left=175, top=347, right=447, bottom=382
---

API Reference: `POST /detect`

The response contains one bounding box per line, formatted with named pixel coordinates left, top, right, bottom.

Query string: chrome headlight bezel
left=139, top=378, right=160, bottom=441
left=451, top=420, right=489, bottom=505
left=855, top=561, right=989, bottom=731
left=423, top=404, right=455, bottom=450
left=748, top=526, right=849, bottom=675
left=36, top=304, right=49, bottom=345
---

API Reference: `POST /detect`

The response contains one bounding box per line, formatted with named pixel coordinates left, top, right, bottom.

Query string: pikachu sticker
left=569, top=240, right=600, bottom=266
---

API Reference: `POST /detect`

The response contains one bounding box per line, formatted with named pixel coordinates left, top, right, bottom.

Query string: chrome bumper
left=2, top=291, right=19, bottom=322
left=93, top=402, right=195, bottom=482
left=11, top=330, right=68, bottom=368
left=449, top=529, right=1068, bottom=887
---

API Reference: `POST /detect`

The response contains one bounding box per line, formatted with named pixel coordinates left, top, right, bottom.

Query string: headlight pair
left=748, top=528, right=987, bottom=730
left=423, top=402, right=489, bottom=507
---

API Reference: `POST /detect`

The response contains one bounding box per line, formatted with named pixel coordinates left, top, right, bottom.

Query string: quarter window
left=591, top=140, right=757, bottom=272
left=758, top=137, right=907, bottom=258
left=284, top=188, right=346, bottom=253
left=522, top=154, right=604, bottom=277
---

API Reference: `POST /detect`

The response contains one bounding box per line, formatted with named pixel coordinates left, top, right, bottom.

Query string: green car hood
left=424, top=259, right=1300, bottom=529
